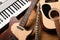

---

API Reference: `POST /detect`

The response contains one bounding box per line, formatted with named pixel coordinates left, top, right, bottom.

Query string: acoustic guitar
left=40, top=0, right=60, bottom=32
left=9, top=0, right=39, bottom=40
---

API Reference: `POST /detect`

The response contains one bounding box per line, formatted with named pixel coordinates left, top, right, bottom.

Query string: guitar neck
left=19, top=0, right=38, bottom=27
left=35, top=3, right=41, bottom=40
left=54, top=19, right=60, bottom=40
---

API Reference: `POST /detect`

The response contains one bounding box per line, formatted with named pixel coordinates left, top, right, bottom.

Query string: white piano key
left=2, top=11, right=8, bottom=18
left=0, top=17, right=9, bottom=29
left=0, top=18, right=3, bottom=22
left=5, top=9, right=12, bottom=16
left=23, top=0, right=28, bottom=3
left=0, top=21, right=1, bottom=24
left=25, top=0, right=29, bottom=2
left=13, top=1, right=31, bottom=16
left=18, top=0, right=24, bottom=6
left=0, top=13, right=6, bottom=19
left=0, top=19, right=3, bottom=23
left=0, top=15, right=4, bottom=28
left=16, top=1, right=22, bottom=7
left=10, top=6, right=16, bottom=12
left=15, top=2, right=21, bottom=8
left=9, top=7, right=15, bottom=13
left=15, top=2, right=21, bottom=9
left=0, top=1, right=31, bottom=29
left=12, top=4, right=18, bottom=11
left=8, top=8, right=13, bottom=14
left=0, top=15, right=5, bottom=22
left=13, top=3, right=19, bottom=10
left=20, top=0, right=26, bottom=4
left=4, top=10, right=10, bottom=17
left=0, top=13, right=11, bottom=29
left=0, top=23, right=3, bottom=29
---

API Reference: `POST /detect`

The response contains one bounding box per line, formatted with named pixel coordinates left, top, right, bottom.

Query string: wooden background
left=0, top=0, right=59, bottom=40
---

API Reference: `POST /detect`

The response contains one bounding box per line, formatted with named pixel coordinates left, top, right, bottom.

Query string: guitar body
left=11, top=23, right=32, bottom=40
left=9, top=17, right=32, bottom=40
left=40, top=0, right=60, bottom=32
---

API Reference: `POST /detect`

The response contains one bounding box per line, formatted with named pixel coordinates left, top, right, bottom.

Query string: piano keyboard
left=0, top=0, right=31, bottom=29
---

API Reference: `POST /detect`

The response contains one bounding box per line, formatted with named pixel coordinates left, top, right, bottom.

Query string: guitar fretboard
left=0, top=0, right=31, bottom=29
left=19, top=0, right=38, bottom=27
left=35, top=3, right=41, bottom=40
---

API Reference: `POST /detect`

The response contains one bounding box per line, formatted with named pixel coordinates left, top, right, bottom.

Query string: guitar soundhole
left=42, top=4, right=51, bottom=19
left=45, top=0, right=58, bottom=3
left=50, top=10, right=59, bottom=18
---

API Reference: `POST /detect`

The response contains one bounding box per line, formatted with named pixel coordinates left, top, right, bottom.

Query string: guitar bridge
left=17, top=26, right=24, bottom=31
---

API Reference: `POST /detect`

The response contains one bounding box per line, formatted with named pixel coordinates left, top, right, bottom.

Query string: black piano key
left=20, top=0, right=26, bottom=4
left=2, top=11, right=8, bottom=18
left=13, top=3, right=19, bottom=10
left=0, top=18, right=3, bottom=22
left=12, top=4, right=18, bottom=11
left=9, top=7, right=15, bottom=13
left=8, top=8, right=14, bottom=14
left=0, top=13, right=6, bottom=20
left=4, top=10, right=10, bottom=17
left=7, top=8, right=13, bottom=14
left=0, top=22, right=1, bottom=24
left=25, top=0, right=29, bottom=2
left=15, top=2, right=21, bottom=8
left=18, top=1, right=24, bottom=6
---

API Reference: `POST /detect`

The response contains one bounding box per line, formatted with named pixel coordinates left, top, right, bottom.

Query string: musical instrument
left=54, top=19, right=60, bottom=40
left=0, top=0, right=39, bottom=40
left=35, top=3, right=41, bottom=40
left=49, top=8, right=60, bottom=40
left=0, top=0, right=31, bottom=29
left=0, top=10, right=37, bottom=40
left=40, top=0, right=60, bottom=31
left=9, top=17, right=32, bottom=40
